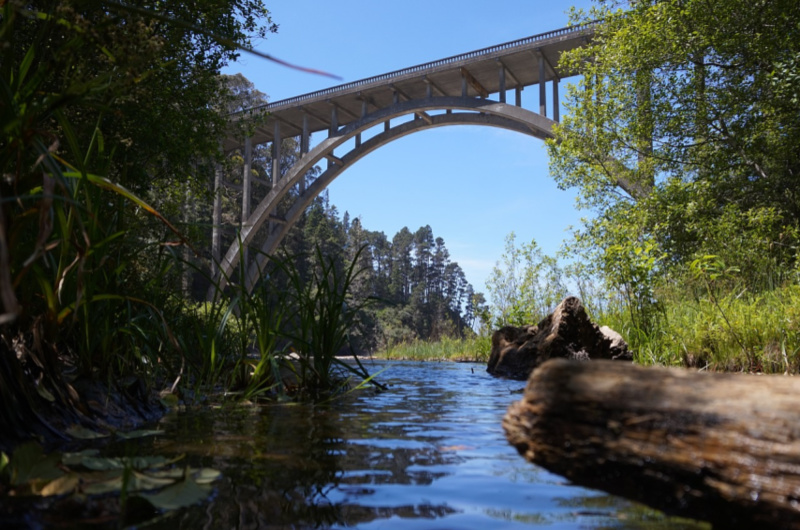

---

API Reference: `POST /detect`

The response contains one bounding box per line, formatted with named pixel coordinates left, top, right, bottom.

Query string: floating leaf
left=80, top=455, right=169, bottom=471
left=137, top=477, right=211, bottom=511
left=0, top=452, right=8, bottom=475
left=66, top=425, right=108, bottom=439
left=144, top=468, right=185, bottom=481
left=129, top=469, right=177, bottom=491
left=116, top=429, right=165, bottom=440
left=39, top=473, right=80, bottom=496
left=10, top=442, right=64, bottom=485
left=62, top=449, right=100, bottom=467
left=192, top=468, right=221, bottom=485
left=82, top=473, right=124, bottom=495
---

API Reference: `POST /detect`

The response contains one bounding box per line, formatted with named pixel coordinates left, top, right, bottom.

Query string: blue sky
left=223, top=0, right=595, bottom=294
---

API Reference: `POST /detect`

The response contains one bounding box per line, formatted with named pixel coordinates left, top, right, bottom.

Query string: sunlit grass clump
left=376, top=335, right=491, bottom=362
left=598, top=284, right=800, bottom=373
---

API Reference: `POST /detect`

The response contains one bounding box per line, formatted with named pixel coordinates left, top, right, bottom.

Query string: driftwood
left=487, top=296, right=630, bottom=380
left=503, top=359, right=800, bottom=529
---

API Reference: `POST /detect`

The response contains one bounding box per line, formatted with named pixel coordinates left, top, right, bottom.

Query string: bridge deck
left=224, top=23, right=593, bottom=150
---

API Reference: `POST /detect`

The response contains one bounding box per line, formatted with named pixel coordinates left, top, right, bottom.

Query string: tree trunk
left=503, top=359, right=800, bottom=529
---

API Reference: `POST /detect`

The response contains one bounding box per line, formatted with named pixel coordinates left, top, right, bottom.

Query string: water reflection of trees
left=150, top=388, right=462, bottom=529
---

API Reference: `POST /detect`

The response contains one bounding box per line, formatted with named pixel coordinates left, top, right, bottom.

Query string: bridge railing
left=235, top=22, right=595, bottom=117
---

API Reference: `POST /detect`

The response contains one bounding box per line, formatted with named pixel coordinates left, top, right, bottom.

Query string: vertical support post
left=242, top=136, right=252, bottom=222
left=498, top=62, right=506, bottom=103
left=211, top=160, right=222, bottom=279
left=269, top=120, right=282, bottom=239
left=355, top=100, right=366, bottom=148
left=461, top=76, right=468, bottom=98
left=300, top=112, right=309, bottom=194
left=425, top=78, right=432, bottom=99
left=553, top=77, right=560, bottom=122
left=385, top=91, right=397, bottom=133
left=515, top=86, right=522, bottom=107
left=328, top=105, right=337, bottom=169
left=329, top=104, right=338, bottom=135
left=272, top=121, right=281, bottom=187
left=539, top=52, right=547, bottom=117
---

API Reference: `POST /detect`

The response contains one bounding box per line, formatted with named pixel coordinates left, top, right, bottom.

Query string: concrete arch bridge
left=211, top=23, right=594, bottom=294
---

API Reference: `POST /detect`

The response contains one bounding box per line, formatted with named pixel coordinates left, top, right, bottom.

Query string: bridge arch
left=215, top=96, right=557, bottom=293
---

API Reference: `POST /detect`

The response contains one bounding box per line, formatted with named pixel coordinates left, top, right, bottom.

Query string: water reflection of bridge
left=212, top=24, right=594, bottom=293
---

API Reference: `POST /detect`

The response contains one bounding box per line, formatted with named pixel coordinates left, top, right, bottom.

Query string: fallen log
left=503, top=359, right=800, bottom=529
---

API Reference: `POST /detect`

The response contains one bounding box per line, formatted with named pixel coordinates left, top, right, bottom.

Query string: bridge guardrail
left=233, top=22, right=596, bottom=117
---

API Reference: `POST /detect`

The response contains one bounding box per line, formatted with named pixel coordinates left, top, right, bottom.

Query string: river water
left=143, top=360, right=707, bottom=529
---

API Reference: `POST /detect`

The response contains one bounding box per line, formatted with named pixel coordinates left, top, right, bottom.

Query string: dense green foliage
left=546, top=0, right=800, bottom=370
left=484, top=232, right=568, bottom=328
left=0, top=0, right=484, bottom=445
left=277, top=201, right=480, bottom=351
left=0, top=1, right=344, bottom=443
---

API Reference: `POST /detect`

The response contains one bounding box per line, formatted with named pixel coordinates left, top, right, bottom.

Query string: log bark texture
left=503, top=359, right=800, bottom=529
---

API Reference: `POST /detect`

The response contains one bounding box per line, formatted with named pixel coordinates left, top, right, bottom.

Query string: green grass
left=375, top=335, right=491, bottom=363
left=375, top=282, right=800, bottom=375
left=596, top=283, right=800, bottom=373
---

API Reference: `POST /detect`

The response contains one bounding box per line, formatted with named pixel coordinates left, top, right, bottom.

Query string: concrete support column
left=242, top=136, right=252, bottom=222
left=211, top=160, right=222, bottom=278
left=329, top=105, right=338, bottom=135
left=328, top=106, right=337, bottom=169
left=552, top=77, right=560, bottom=122
left=271, top=121, right=281, bottom=187
left=356, top=100, right=366, bottom=148
left=498, top=62, right=506, bottom=103
left=515, top=86, right=522, bottom=107
left=461, top=76, right=468, bottom=98
left=300, top=113, right=309, bottom=194
left=385, top=91, right=397, bottom=133
left=539, top=53, right=547, bottom=117
left=269, top=121, right=282, bottom=238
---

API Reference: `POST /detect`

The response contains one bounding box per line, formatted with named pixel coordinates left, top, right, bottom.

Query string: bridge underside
left=209, top=24, right=593, bottom=295
left=212, top=97, right=557, bottom=294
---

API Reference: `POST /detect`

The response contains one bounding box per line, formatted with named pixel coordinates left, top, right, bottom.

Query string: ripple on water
left=139, top=361, right=709, bottom=530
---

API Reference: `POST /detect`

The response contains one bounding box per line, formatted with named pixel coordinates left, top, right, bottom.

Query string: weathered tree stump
left=487, top=296, right=630, bottom=380
left=503, top=359, right=800, bottom=529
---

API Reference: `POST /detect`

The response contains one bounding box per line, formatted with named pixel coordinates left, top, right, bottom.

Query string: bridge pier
left=211, top=160, right=223, bottom=278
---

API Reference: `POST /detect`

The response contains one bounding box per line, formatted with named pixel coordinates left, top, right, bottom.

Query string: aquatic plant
left=275, top=245, right=380, bottom=395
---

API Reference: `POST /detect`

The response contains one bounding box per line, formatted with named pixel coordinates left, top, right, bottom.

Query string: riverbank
left=373, top=282, right=800, bottom=374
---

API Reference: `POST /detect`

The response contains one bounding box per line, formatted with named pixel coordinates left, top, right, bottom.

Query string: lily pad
left=62, top=449, right=100, bottom=467
left=192, top=468, right=222, bottom=485
left=116, top=429, right=166, bottom=440
left=39, top=473, right=80, bottom=496
left=9, top=442, right=64, bottom=486
left=80, top=455, right=170, bottom=471
left=66, top=425, right=109, bottom=440
left=137, top=477, right=212, bottom=511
